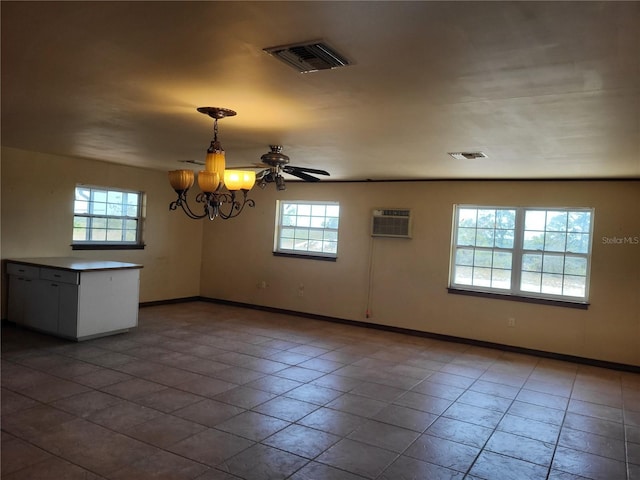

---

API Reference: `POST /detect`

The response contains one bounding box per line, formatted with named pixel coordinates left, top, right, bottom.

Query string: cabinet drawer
left=40, top=268, right=79, bottom=285
left=7, top=263, right=39, bottom=279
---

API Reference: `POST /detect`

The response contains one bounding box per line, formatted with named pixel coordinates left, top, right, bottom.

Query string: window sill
left=71, top=244, right=146, bottom=251
left=447, top=287, right=589, bottom=310
left=273, top=252, right=337, bottom=262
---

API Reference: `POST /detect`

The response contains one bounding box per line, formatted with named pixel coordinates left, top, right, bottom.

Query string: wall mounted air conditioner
left=371, top=208, right=412, bottom=238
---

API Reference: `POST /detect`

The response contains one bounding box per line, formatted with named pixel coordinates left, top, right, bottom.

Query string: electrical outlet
left=298, top=283, right=304, bottom=297
left=507, top=317, right=516, bottom=327
left=257, top=280, right=267, bottom=289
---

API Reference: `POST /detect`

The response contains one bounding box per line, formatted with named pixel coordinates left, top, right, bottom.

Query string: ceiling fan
left=254, top=145, right=330, bottom=191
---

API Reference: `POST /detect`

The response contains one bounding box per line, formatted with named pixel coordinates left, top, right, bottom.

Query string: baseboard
left=140, top=296, right=640, bottom=373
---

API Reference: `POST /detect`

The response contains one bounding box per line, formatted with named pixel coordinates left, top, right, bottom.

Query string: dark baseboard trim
left=139, top=296, right=201, bottom=307
left=195, top=297, right=640, bottom=374
left=137, top=296, right=639, bottom=373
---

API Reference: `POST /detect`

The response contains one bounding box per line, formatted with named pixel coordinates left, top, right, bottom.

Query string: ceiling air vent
left=371, top=209, right=412, bottom=239
left=448, top=152, right=488, bottom=160
left=264, top=41, right=351, bottom=73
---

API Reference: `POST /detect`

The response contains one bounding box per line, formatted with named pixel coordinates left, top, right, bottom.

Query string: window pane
left=456, top=248, right=474, bottom=266
left=568, top=211, right=591, bottom=233
left=281, top=227, right=295, bottom=238
left=457, top=228, right=476, bottom=246
left=297, top=216, right=311, bottom=227
left=523, top=231, right=545, bottom=250
left=494, top=229, right=514, bottom=249
left=525, top=210, right=546, bottom=231
left=106, top=230, right=122, bottom=241
left=522, top=253, right=542, bottom=272
left=454, top=266, right=473, bottom=285
left=74, top=200, right=89, bottom=214
left=477, top=210, right=496, bottom=228
left=541, top=273, right=563, bottom=294
left=542, top=254, right=564, bottom=274
left=476, top=229, right=494, bottom=247
left=491, top=269, right=511, bottom=289
left=567, top=233, right=590, bottom=253
left=73, top=228, right=88, bottom=241
left=521, top=271, right=541, bottom=292
left=564, top=257, right=587, bottom=276
left=326, top=217, right=339, bottom=229
left=91, top=202, right=107, bottom=215
left=496, top=210, right=516, bottom=229
left=544, top=232, right=567, bottom=252
left=474, top=250, right=492, bottom=267
left=311, top=205, right=326, bottom=217
left=458, top=209, right=477, bottom=227
left=297, top=204, right=311, bottom=216
left=280, top=238, right=294, bottom=250
left=493, top=251, right=512, bottom=270
left=309, top=230, right=324, bottom=241
left=310, top=217, right=325, bottom=228
left=92, top=218, right=107, bottom=229
left=546, top=211, right=568, bottom=231
left=294, top=228, right=309, bottom=239
left=323, top=241, right=338, bottom=254
left=90, top=228, right=107, bottom=241
left=563, top=275, right=586, bottom=297
left=473, top=267, right=492, bottom=287
left=324, top=231, right=338, bottom=242
left=326, top=205, right=340, bottom=217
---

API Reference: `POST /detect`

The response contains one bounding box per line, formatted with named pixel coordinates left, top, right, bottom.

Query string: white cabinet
left=7, top=258, right=142, bottom=341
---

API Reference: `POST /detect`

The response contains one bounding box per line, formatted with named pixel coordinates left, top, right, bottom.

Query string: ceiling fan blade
left=284, top=169, right=321, bottom=182
left=230, top=163, right=268, bottom=169
left=285, top=165, right=330, bottom=176
left=255, top=168, right=270, bottom=180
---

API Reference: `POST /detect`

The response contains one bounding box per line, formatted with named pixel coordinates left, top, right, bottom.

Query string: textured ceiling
left=2, top=1, right=639, bottom=180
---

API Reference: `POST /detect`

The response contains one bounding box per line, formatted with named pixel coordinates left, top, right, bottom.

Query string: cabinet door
left=57, top=283, right=79, bottom=338
left=30, top=280, right=60, bottom=334
left=8, top=276, right=31, bottom=325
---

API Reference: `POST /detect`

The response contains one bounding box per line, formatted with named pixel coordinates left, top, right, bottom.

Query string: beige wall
left=2, top=146, right=638, bottom=366
left=1, top=147, right=203, bottom=305
left=200, top=180, right=640, bottom=366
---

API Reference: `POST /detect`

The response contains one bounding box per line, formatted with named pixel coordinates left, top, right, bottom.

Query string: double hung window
left=450, top=205, right=593, bottom=304
left=72, top=185, right=144, bottom=249
left=275, top=201, right=340, bottom=259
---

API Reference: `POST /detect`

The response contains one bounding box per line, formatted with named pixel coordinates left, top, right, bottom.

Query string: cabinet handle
left=18, top=269, right=25, bottom=272
left=54, top=274, right=61, bottom=278
left=51, top=284, right=59, bottom=287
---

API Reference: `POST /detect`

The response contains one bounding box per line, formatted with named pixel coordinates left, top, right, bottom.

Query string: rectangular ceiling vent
left=448, top=152, right=488, bottom=160
left=264, top=41, right=351, bottom=73
left=371, top=209, right=412, bottom=239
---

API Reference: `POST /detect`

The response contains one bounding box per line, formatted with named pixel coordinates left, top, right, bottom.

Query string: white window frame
left=72, top=185, right=145, bottom=249
left=449, top=205, right=594, bottom=305
left=274, top=200, right=340, bottom=259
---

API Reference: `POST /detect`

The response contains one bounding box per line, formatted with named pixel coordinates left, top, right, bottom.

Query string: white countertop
left=7, top=257, right=143, bottom=272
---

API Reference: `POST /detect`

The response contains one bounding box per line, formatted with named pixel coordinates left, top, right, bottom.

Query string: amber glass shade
left=205, top=151, right=226, bottom=174
left=197, top=171, right=220, bottom=193
left=241, top=171, right=256, bottom=190
left=168, top=170, right=195, bottom=192
left=223, top=170, right=244, bottom=191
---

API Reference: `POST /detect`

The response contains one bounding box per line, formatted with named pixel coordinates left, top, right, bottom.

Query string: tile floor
left=2, top=301, right=639, bottom=480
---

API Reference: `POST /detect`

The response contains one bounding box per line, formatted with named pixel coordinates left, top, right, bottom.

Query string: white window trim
left=72, top=185, right=145, bottom=249
left=449, top=205, right=594, bottom=305
left=274, top=200, right=340, bottom=260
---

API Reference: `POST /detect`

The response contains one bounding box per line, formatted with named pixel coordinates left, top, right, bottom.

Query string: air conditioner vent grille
left=264, top=41, right=351, bottom=73
left=371, top=208, right=412, bottom=238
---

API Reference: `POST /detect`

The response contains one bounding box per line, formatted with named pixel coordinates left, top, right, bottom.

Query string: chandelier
left=168, top=107, right=256, bottom=220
